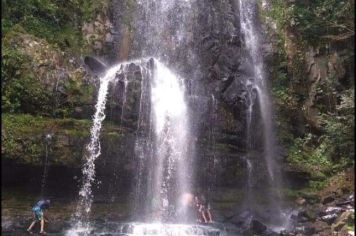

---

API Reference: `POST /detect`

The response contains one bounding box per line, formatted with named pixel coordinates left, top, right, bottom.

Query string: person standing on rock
left=27, top=199, right=50, bottom=234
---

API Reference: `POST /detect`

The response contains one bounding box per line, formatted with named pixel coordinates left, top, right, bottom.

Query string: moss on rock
left=1, top=113, right=129, bottom=167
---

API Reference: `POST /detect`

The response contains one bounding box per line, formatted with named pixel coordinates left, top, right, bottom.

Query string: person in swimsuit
left=200, top=194, right=213, bottom=223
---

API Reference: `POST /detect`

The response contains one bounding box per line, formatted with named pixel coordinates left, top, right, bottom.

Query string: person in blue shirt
left=27, top=199, right=50, bottom=234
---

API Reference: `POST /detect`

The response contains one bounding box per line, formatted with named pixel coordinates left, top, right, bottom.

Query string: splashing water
left=149, top=60, right=191, bottom=221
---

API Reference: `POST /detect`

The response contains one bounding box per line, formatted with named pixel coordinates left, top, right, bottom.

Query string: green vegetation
left=262, top=0, right=354, bottom=188
left=2, top=113, right=90, bottom=165
left=1, top=0, right=108, bottom=116
left=2, top=0, right=108, bottom=50
left=267, top=0, right=354, bottom=45
left=2, top=113, right=125, bottom=165
left=1, top=32, right=96, bottom=117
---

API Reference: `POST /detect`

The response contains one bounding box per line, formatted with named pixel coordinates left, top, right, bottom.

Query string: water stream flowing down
left=238, top=0, right=286, bottom=227
left=67, top=60, right=149, bottom=235
left=68, top=68, right=113, bottom=235
left=149, top=60, right=191, bottom=222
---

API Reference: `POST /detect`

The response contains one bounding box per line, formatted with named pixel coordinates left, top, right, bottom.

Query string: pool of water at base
left=3, top=220, right=241, bottom=236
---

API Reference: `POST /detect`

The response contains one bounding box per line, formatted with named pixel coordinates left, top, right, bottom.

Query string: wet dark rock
left=47, top=220, right=71, bottom=233
left=299, top=192, right=320, bottom=204
left=290, top=213, right=300, bottom=222
left=84, top=56, right=108, bottom=75
left=279, top=229, right=296, bottom=236
left=335, top=199, right=354, bottom=207
left=320, top=206, right=343, bottom=216
left=298, top=208, right=317, bottom=222
left=313, top=220, right=330, bottom=234
left=251, top=219, right=267, bottom=235
left=283, top=165, right=312, bottom=189
left=122, top=224, right=134, bottom=234
left=261, top=229, right=280, bottom=236
left=301, top=222, right=316, bottom=235
left=321, top=213, right=338, bottom=224
left=322, top=195, right=335, bottom=204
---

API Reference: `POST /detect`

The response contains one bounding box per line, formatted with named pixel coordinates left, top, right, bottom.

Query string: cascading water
left=68, top=72, right=112, bottom=235
left=131, top=0, right=197, bottom=224
left=68, top=57, right=199, bottom=234
left=238, top=0, right=286, bottom=227
left=149, top=60, right=190, bottom=222
left=67, top=61, right=147, bottom=235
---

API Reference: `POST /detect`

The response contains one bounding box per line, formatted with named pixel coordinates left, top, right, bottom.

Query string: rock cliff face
left=105, top=0, right=252, bottom=192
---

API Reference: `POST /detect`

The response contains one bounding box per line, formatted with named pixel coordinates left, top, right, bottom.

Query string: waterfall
left=149, top=60, right=190, bottom=222
left=129, top=58, right=192, bottom=222
left=67, top=61, right=144, bottom=235
left=68, top=73, right=111, bottom=235
left=238, top=0, right=285, bottom=227
left=131, top=0, right=196, bottom=223
left=68, top=57, right=192, bottom=235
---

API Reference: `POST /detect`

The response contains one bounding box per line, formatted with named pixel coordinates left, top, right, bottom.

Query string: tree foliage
left=268, top=0, right=354, bottom=45
left=265, top=0, right=355, bottom=179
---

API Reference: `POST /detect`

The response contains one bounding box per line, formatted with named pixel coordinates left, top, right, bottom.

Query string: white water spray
left=150, top=60, right=190, bottom=221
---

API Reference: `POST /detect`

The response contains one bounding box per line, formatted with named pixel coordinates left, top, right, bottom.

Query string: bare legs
left=27, top=221, right=36, bottom=232
left=40, top=219, right=45, bottom=233
left=201, top=210, right=213, bottom=223
left=27, top=219, right=46, bottom=234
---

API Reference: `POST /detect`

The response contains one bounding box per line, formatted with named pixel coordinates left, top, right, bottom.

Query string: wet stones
left=321, top=213, right=338, bottom=224
left=321, top=195, right=335, bottom=205
left=251, top=219, right=267, bottom=234
left=285, top=191, right=354, bottom=236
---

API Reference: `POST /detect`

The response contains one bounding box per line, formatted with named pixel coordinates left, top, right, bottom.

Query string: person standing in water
left=27, top=199, right=50, bottom=234
left=200, top=194, right=213, bottom=223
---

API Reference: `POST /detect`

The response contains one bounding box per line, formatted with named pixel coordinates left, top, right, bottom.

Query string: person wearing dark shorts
left=27, top=199, right=50, bottom=234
